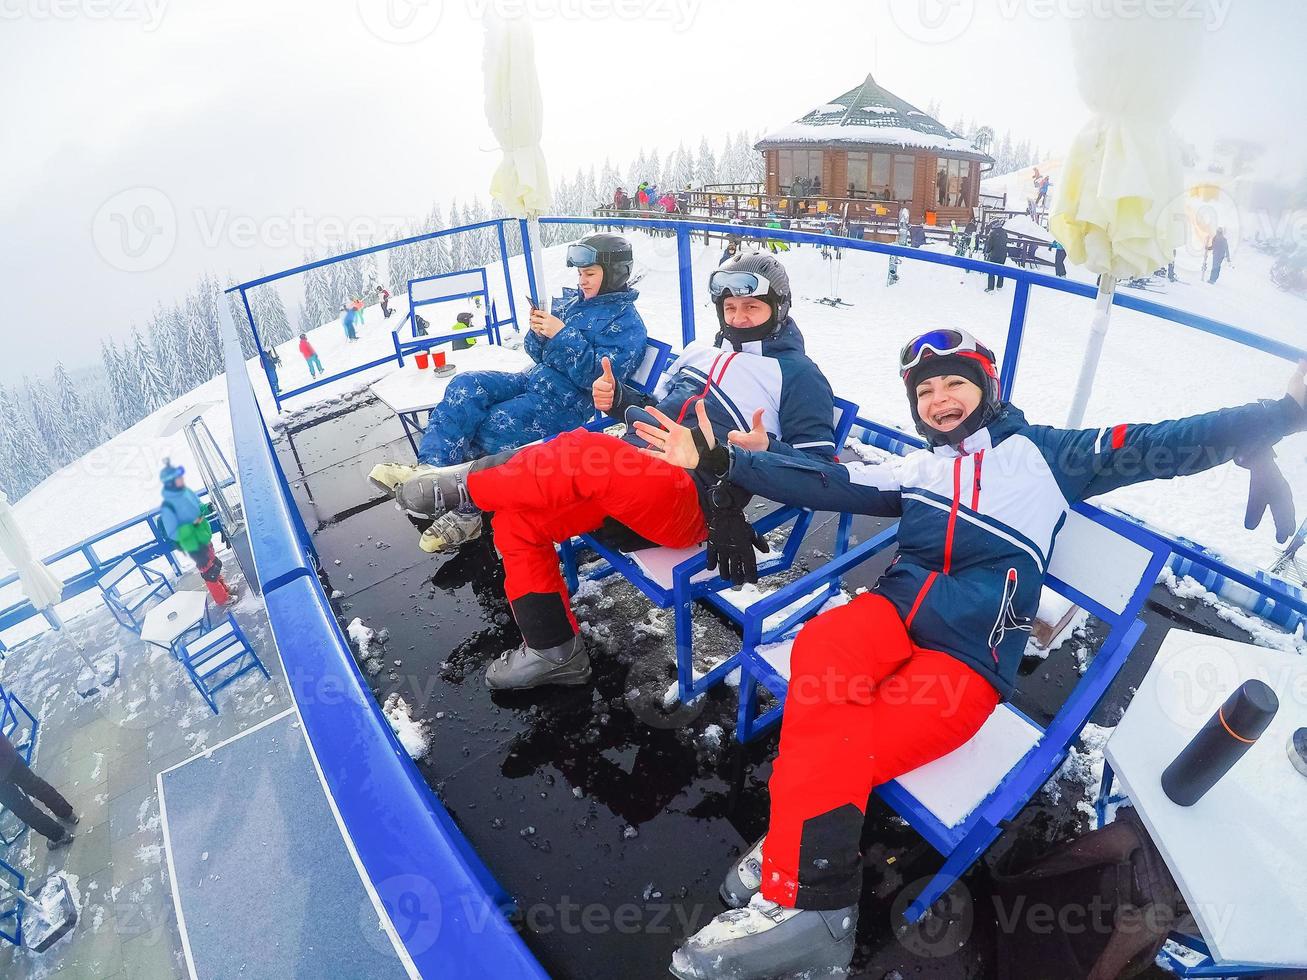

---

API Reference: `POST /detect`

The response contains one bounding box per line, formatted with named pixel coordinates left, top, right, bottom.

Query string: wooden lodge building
left=753, top=74, right=993, bottom=228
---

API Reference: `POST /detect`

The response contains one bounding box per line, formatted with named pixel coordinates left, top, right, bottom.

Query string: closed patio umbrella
left=0, top=487, right=63, bottom=611
left=483, top=7, right=552, bottom=306
left=1053, top=14, right=1201, bottom=427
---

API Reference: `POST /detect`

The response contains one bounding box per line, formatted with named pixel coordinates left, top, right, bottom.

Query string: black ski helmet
left=900, top=328, right=1002, bottom=448
left=567, top=233, right=634, bottom=294
left=711, top=252, right=792, bottom=346
left=456, top=312, right=473, bottom=326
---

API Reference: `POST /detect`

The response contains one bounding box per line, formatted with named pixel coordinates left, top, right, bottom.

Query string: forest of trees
left=1, top=119, right=1029, bottom=501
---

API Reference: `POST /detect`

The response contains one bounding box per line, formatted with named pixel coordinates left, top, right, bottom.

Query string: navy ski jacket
left=609, top=317, right=836, bottom=494
left=725, top=396, right=1306, bottom=697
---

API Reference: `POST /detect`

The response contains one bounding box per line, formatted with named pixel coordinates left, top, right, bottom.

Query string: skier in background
left=259, top=346, right=281, bottom=390
left=377, top=284, right=392, bottom=318
left=299, top=333, right=323, bottom=377
left=1208, top=227, right=1231, bottom=283
left=159, top=459, right=237, bottom=605
left=985, top=219, right=1009, bottom=292
left=451, top=311, right=478, bottom=351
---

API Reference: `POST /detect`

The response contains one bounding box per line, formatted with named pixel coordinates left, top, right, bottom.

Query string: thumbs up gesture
left=727, top=408, right=770, bottom=451
left=593, top=356, right=617, bottom=412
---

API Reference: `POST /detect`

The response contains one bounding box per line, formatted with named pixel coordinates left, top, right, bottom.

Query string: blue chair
left=733, top=499, right=1171, bottom=925
left=0, top=686, right=36, bottom=767
left=560, top=397, right=861, bottom=704
left=97, top=557, right=174, bottom=635
left=177, top=614, right=270, bottom=714
left=0, top=856, right=23, bottom=946
left=0, top=685, right=38, bottom=848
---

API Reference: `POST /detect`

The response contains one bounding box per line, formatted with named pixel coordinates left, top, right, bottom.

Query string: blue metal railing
left=228, top=220, right=531, bottom=412
left=214, top=299, right=545, bottom=977
left=0, top=495, right=226, bottom=653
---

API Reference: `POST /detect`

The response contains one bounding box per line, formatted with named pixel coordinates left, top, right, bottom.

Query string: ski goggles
left=565, top=243, right=601, bottom=268
left=898, top=329, right=995, bottom=378
left=708, top=269, right=773, bottom=301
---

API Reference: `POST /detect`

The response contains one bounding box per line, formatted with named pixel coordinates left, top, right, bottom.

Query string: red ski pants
left=760, top=592, right=1000, bottom=909
left=466, top=429, right=707, bottom=645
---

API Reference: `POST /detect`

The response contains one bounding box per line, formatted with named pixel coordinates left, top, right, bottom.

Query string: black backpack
left=991, top=807, right=1185, bottom=980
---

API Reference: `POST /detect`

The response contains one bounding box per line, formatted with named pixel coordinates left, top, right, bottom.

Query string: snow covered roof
left=757, top=74, right=992, bottom=161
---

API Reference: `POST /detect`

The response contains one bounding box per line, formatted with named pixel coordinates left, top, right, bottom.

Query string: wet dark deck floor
left=274, top=396, right=1248, bottom=980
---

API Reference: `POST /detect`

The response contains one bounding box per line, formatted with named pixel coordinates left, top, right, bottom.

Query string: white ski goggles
left=708, top=270, right=773, bottom=301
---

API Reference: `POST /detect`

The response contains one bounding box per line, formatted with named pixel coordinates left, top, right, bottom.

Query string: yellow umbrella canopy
left=483, top=9, right=552, bottom=301
left=0, top=487, right=63, bottom=611
left=1052, top=13, right=1202, bottom=427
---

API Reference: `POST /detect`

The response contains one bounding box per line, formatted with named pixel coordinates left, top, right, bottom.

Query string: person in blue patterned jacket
left=644, top=327, right=1307, bottom=980
left=369, top=235, right=648, bottom=543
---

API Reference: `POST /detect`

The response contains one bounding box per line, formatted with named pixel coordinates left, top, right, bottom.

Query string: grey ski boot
left=669, top=895, right=857, bottom=980
left=389, top=461, right=475, bottom=520
left=721, top=835, right=766, bottom=908
left=485, top=634, right=592, bottom=690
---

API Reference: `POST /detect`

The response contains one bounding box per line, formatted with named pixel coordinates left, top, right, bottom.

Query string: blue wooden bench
left=97, top=556, right=175, bottom=635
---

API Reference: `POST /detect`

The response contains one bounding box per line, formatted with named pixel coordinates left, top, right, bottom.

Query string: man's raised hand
left=727, top=409, right=770, bottom=451
left=634, top=400, right=716, bottom=469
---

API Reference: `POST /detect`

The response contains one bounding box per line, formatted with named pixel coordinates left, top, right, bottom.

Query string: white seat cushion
left=629, top=543, right=771, bottom=592
left=753, top=637, right=1042, bottom=829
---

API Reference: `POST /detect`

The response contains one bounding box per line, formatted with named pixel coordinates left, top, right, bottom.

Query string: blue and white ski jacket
left=611, top=317, right=836, bottom=493
left=726, top=397, right=1306, bottom=697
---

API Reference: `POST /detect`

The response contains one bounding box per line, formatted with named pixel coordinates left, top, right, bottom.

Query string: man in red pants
left=373, top=254, right=838, bottom=689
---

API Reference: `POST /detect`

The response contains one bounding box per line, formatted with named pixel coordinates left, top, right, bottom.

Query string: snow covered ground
left=4, top=225, right=1306, bottom=640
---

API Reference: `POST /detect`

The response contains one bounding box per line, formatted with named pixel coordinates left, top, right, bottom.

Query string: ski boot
left=669, top=894, right=857, bottom=980
left=485, top=634, right=592, bottom=690
left=372, top=460, right=475, bottom=520
left=721, top=835, right=766, bottom=908
left=418, top=507, right=483, bottom=553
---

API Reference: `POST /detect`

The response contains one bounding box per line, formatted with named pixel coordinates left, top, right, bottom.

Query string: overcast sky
left=1, top=0, right=1302, bottom=383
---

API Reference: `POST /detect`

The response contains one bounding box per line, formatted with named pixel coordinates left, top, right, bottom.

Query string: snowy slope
left=5, top=228, right=1305, bottom=605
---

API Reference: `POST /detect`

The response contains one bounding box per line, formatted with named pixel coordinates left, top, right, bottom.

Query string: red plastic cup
left=414, top=351, right=430, bottom=369
left=433, top=351, right=447, bottom=368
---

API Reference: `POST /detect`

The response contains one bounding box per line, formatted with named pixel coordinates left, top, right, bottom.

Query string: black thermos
left=1161, top=679, right=1279, bottom=806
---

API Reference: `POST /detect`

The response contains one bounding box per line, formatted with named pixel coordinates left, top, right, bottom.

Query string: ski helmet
left=709, top=252, right=792, bottom=346
left=159, top=458, right=185, bottom=486
left=900, top=328, right=1002, bottom=447
left=456, top=312, right=473, bottom=326
left=566, top=234, right=634, bottom=294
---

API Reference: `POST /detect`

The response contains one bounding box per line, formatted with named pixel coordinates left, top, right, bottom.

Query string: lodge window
left=937, top=158, right=972, bottom=207
left=847, top=151, right=896, bottom=199
left=892, top=154, right=915, bottom=202
left=778, top=149, right=824, bottom=193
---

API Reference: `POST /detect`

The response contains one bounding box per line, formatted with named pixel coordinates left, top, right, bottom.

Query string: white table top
left=1104, top=629, right=1307, bottom=967
left=140, top=589, right=210, bottom=649
left=370, top=345, right=533, bottom=416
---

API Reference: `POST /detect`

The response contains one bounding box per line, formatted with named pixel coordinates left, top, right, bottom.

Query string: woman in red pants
left=635, top=328, right=1307, bottom=978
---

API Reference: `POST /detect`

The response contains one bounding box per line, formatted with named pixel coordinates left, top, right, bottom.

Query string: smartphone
left=624, top=405, right=662, bottom=431
left=525, top=294, right=541, bottom=313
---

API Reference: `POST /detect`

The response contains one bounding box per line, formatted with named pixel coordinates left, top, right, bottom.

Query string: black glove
left=1237, top=445, right=1296, bottom=543
left=704, top=482, right=769, bottom=586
